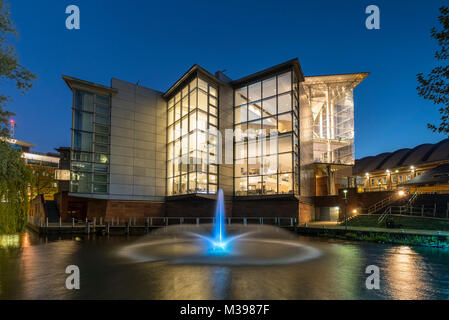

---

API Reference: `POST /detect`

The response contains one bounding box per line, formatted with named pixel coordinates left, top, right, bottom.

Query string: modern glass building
left=61, top=59, right=368, bottom=221
left=71, top=88, right=112, bottom=194
left=166, top=77, right=219, bottom=196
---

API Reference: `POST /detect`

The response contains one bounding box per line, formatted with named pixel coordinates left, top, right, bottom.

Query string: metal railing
left=378, top=204, right=449, bottom=224
left=27, top=216, right=299, bottom=229
left=367, top=195, right=396, bottom=215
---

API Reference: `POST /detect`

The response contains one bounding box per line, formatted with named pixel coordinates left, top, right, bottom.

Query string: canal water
left=0, top=231, right=448, bottom=300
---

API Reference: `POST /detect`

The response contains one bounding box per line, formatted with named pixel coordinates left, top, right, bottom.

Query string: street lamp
left=343, top=189, right=348, bottom=231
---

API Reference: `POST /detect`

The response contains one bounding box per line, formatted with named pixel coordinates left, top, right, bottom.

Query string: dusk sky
left=6, top=0, right=448, bottom=158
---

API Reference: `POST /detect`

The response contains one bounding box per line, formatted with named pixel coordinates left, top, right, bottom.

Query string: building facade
left=353, top=138, right=449, bottom=193
left=61, top=59, right=368, bottom=222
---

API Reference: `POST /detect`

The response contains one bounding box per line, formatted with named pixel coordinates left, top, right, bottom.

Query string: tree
left=0, top=0, right=36, bottom=137
left=417, top=6, right=449, bottom=135
left=0, top=0, right=36, bottom=233
left=31, top=165, right=58, bottom=200
left=0, top=141, right=34, bottom=234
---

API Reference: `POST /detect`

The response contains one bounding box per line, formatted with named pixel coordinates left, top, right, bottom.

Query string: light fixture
left=398, top=190, right=405, bottom=197
left=410, top=166, right=415, bottom=170
left=352, top=209, right=358, bottom=214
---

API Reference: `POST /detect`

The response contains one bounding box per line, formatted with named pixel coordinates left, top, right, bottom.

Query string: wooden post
left=150, top=217, right=153, bottom=226
left=100, top=217, right=103, bottom=226
left=59, top=217, right=62, bottom=228
left=46, top=217, right=49, bottom=227
left=72, top=218, right=75, bottom=229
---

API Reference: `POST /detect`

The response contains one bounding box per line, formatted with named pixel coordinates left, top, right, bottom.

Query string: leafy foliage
left=0, top=141, right=34, bottom=234
left=0, top=0, right=36, bottom=137
left=417, top=6, right=449, bottom=135
left=30, top=165, right=58, bottom=200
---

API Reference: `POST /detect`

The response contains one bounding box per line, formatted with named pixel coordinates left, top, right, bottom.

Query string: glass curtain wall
left=307, top=83, right=355, bottom=165
left=234, top=70, right=300, bottom=196
left=166, top=77, right=219, bottom=196
left=71, top=90, right=110, bottom=194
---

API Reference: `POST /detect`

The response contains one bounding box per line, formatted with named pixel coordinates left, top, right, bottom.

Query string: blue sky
left=5, top=0, right=448, bottom=158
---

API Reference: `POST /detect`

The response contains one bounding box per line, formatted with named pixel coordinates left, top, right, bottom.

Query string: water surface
left=1, top=231, right=448, bottom=300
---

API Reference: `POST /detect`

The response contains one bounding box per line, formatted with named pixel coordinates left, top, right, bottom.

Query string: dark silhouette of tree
left=0, top=0, right=36, bottom=137
left=417, top=6, right=449, bottom=135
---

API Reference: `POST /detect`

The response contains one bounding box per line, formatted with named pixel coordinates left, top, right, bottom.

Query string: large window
left=306, top=80, right=355, bottom=165
left=234, top=70, right=300, bottom=196
left=167, top=77, right=218, bottom=196
left=71, top=90, right=110, bottom=194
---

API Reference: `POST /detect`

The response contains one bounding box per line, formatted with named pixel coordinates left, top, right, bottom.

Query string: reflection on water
left=1, top=232, right=449, bottom=300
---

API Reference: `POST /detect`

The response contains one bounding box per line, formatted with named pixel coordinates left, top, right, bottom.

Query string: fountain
left=119, top=189, right=321, bottom=265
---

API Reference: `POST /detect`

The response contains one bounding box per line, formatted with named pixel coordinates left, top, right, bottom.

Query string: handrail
left=408, top=192, right=418, bottom=206
left=367, top=195, right=395, bottom=215
left=378, top=206, right=392, bottom=224
left=28, top=216, right=300, bottom=228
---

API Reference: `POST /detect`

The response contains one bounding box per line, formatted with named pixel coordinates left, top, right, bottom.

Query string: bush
left=0, top=141, right=34, bottom=234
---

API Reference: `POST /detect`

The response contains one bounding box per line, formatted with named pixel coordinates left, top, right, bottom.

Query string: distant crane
left=9, top=119, right=15, bottom=138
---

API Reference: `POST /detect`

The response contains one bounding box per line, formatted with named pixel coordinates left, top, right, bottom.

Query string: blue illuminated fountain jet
left=188, top=188, right=252, bottom=254
left=211, top=189, right=227, bottom=250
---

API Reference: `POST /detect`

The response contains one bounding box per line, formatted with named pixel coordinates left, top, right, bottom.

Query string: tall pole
left=343, top=189, right=348, bottom=231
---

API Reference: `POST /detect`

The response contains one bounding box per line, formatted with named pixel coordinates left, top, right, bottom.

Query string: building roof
left=353, top=138, right=449, bottom=175
left=1, top=137, right=34, bottom=148
left=400, top=163, right=449, bottom=186
left=163, top=58, right=305, bottom=99
left=230, top=58, right=305, bottom=86
left=62, top=75, right=118, bottom=95
left=162, top=64, right=229, bottom=99
left=304, top=72, right=369, bottom=88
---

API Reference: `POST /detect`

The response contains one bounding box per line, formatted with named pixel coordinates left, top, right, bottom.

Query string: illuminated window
left=167, top=77, right=218, bottom=195
left=233, top=70, right=299, bottom=196
left=71, top=90, right=110, bottom=194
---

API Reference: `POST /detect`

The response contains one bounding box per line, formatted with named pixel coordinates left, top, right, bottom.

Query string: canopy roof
left=400, top=163, right=449, bottom=186
left=353, top=139, right=449, bottom=175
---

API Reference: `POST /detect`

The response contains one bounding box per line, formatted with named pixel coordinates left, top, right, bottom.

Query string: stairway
left=45, top=200, right=60, bottom=223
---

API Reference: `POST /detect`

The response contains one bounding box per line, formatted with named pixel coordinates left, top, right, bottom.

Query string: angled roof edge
left=230, top=58, right=304, bottom=87
left=304, top=72, right=370, bottom=88
left=162, top=64, right=229, bottom=99
left=62, top=75, right=118, bottom=95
